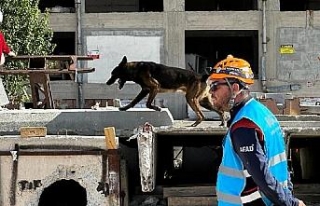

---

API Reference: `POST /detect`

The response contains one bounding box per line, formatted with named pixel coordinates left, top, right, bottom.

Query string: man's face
left=209, top=79, right=232, bottom=111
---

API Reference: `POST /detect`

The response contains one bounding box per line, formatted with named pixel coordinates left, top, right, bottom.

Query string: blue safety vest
left=216, top=98, right=290, bottom=206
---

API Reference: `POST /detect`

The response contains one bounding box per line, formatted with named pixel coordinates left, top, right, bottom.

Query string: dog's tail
left=189, top=63, right=212, bottom=82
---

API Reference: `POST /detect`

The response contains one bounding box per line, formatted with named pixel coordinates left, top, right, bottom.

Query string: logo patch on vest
left=239, top=144, right=254, bottom=152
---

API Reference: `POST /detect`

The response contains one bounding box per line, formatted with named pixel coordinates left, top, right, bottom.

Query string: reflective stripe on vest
left=219, top=165, right=250, bottom=178
left=281, top=180, right=289, bottom=189
left=217, top=190, right=262, bottom=204
left=219, top=151, right=287, bottom=179
left=219, top=164, right=288, bottom=188
left=269, top=151, right=287, bottom=167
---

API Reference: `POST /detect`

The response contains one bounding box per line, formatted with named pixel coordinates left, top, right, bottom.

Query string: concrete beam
left=0, top=108, right=174, bottom=137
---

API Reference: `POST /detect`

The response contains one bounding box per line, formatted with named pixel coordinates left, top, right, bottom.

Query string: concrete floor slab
left=0, top=107, right=174, bottom=136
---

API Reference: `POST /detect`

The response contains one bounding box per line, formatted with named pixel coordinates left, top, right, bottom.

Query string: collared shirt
left=228, top=96, right=299, bottom=206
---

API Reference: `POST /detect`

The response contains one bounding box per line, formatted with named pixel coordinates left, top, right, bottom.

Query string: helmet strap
left=225, top=78, right=244, bottom=109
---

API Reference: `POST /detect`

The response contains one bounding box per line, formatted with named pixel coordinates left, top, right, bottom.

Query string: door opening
left=38, top=179, right=87, bottom=206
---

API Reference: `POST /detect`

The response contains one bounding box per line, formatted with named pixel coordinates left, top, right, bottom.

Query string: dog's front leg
left=146, top=88, right=161, bottom=111
left=119, top=89, right=149, bottom=111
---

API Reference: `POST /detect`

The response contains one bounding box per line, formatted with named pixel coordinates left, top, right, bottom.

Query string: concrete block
left=0, top=108, right=174, bottom=137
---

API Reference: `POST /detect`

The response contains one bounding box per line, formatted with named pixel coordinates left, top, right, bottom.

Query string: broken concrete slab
left=0, top=108, right=174, bottom=137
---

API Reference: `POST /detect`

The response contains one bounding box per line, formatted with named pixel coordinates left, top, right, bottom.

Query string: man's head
left=210, top=54, right=254, bottom=85
left=208, top=55, right=254, bottom=111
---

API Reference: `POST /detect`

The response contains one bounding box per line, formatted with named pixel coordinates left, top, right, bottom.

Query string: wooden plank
left=168, top=194, right=320, bottom=206
left=0, top=68, right=95, bottom=74
left=259, top=98, right=282, bottom=114
left=10, top=55, right=94, bottom=61
left=294, top=184, right=320, bottom=194
left=284, top=98, right=300, bottom=115
left=163, top=186, right=216, bottom=198
left=20, top=127, right=47, bottom=138
left=104, top=127, right=118, bottom=149
left=106, top=149, right=121, bottom=206
left=164, top=184, right=320, bottom=199
left=29, top=73, right=54, bottom=109
left=295, top=194, right=320, bottom=204
left=168, top=196, right=217, bottom=206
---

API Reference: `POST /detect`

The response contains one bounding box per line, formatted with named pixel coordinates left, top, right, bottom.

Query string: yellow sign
left=280, top=45, right=295, bottom=54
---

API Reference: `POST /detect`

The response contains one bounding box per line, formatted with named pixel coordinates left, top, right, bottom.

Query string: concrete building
left=42, top=0, right=320, bottom=119
left=42, top=0, right=320, bottom=205
left=2, top=2, right=320, bottom=205
left=1, top=110, right=320, bottom=205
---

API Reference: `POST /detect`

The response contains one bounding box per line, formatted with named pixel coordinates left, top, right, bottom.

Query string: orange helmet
left=209, top=55, right=254, bottom=85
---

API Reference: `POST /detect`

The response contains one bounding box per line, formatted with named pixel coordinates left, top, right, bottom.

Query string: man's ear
left=232, top=82, right=240, bottom=92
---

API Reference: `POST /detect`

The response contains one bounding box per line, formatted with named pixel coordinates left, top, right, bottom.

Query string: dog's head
left=106, top=56, right=128, bottom=89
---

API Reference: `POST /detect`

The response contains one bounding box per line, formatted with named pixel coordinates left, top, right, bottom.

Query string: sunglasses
left=210, top=81, right=230, bottom=92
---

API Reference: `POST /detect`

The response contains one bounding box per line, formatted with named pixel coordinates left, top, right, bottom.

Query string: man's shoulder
left=231, top=118, right=259, bottom=132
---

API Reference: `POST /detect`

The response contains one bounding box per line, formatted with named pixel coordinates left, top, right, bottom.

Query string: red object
left=87, top=49, right=100, bottom=59
left=87, top=54, right=100, bottom=59
left=0, top=31, right=11, bottom=57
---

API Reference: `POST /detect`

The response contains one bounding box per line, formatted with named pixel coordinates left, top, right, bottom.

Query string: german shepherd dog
left=106, top=56, right=225, bottom=127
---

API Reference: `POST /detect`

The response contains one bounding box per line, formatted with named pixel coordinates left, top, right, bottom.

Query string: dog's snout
left=106, top=77, right=116, bottom=85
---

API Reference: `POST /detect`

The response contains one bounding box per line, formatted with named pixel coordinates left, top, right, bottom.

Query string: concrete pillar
left=166, top=12, right=185, bottom=68
left=265, top=0, right=281, bottom=81
left=164, top=0, right=185, bottom=12
left=164, top=0, right=185, bottom=68
left=268, top=0, right=280, bottom=11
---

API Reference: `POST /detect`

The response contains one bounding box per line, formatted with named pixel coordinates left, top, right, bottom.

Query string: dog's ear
left=120, top=56, right=127, bottom=66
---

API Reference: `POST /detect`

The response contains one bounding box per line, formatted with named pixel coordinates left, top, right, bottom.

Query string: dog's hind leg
left=119, top=89, right=149, bottom=111
left=190, top=100, right=205, bottom=127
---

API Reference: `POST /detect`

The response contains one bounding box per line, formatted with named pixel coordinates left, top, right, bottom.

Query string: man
left=0, top=10, right=16, bottom=108
left=209, top=55, right=305, bottom=206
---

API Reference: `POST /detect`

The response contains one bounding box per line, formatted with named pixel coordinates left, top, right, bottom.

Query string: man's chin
left=212, top=99, right=221, bottom=107
left=212, top=102, right=229, bottom=112
left=222, top=107, right=231, bottom=112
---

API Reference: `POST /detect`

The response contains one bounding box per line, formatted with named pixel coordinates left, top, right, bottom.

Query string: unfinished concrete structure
left=0, top=110, right=320, bottom=205
left=0, top=109, right=174, bottom=206
left=2, top=0, right=319, bottom=205
left=41, top=0, right=320, bottom=119
left=0, top=135, right=121, bottom=206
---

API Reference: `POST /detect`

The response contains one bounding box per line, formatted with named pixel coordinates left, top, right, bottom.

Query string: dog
left=106, top=56, right=225, bottom=127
